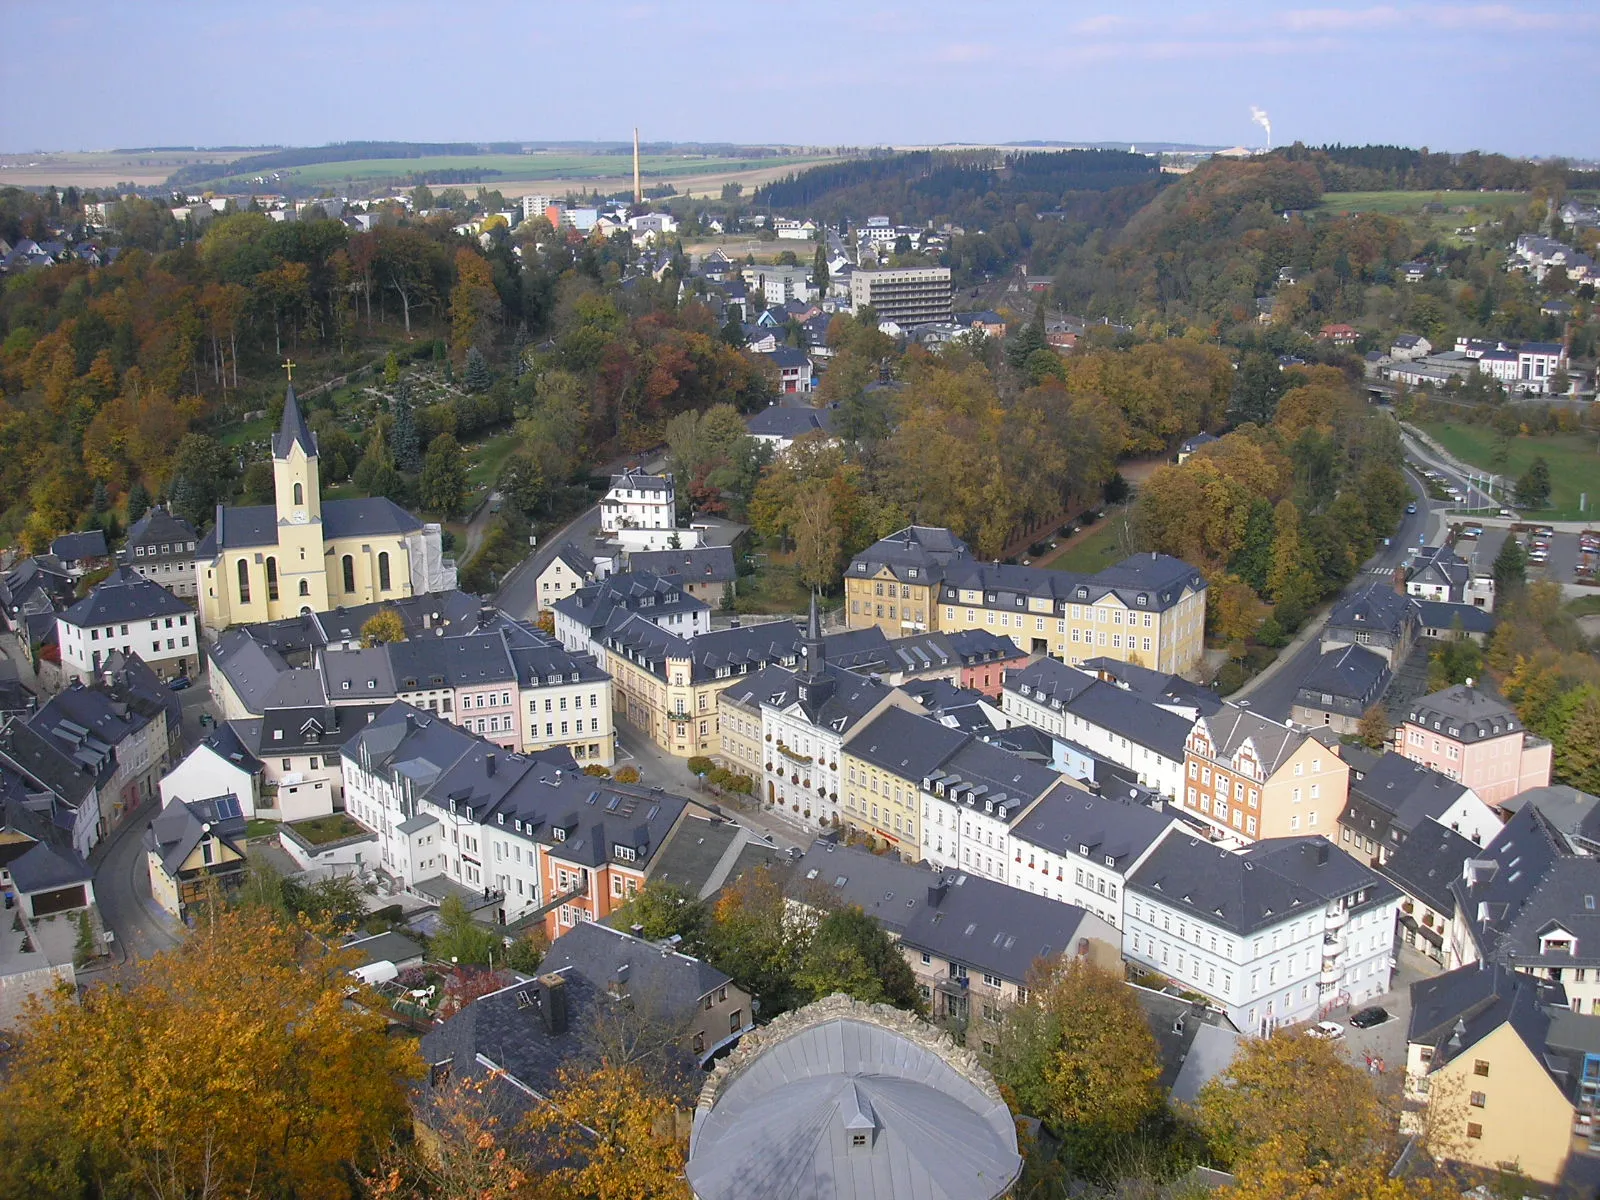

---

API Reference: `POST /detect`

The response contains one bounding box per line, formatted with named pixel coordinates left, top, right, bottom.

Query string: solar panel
left=213, top=796, right=242, bottom=821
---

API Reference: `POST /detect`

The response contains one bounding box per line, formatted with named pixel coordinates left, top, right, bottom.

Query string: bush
left=614, top=766, right=641, bottom=784
left=1216, top=660, right=1249, bottom=695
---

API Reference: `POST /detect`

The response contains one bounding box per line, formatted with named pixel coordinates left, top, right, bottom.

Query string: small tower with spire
left=795, top=591, right=834, bottom=708
left=269, top=371, right=329, bottom=613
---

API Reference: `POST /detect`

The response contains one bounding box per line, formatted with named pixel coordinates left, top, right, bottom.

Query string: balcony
left=1324, top=905, right=1349, bottom=931
left=1324, top=930, right=1347, bottom=954
left=1320, top=959, right=1342, bottom=985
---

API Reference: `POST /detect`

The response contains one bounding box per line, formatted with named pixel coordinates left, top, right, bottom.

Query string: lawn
left=1315, top=190, right=1527, bottom=215
left=1567, top=595, right=1600, bottom=617
left=244, top=819, right=280, bottom=840
left=466, top=430, right=519, bottom=490
left=286, top=813, right=368, bottom=846
left=1418, top=421, right=1600, bottom=520
left=1039, top=512, right=1138, bottom=574
left=733, top=550, right=811, bottom=616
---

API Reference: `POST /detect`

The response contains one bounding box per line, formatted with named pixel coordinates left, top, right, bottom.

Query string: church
left=196, top=382, right=456, bottom=634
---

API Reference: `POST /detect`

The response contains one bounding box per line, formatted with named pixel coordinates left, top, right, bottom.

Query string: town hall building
left=197, top=382, right=455, bottom=634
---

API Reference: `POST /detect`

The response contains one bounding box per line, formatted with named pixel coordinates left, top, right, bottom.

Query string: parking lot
left=1453, top=523, right=1598, bottom=587
left=1320, top=947, right=1438, bottom=1086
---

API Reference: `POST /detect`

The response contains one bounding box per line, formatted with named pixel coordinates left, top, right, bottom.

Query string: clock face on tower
left=292, top=510, right=308, bottom=524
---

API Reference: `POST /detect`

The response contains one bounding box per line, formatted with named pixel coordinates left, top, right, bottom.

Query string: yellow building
left=144, top=796, right=249, bottom=920
left=600, top=616, right=803, bottom=758
left=1406, top=963, right=1584, bottom=1186
left=839, top=704, right=968, bottom=859
left=844, top=528, right=1207, bottom=676
left=197, top=383, right=455, bottom=634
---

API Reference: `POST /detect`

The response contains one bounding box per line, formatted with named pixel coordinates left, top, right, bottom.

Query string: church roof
left=208, top=498, right=424, bottom=554
left=272, top=383, right=318, bottom=459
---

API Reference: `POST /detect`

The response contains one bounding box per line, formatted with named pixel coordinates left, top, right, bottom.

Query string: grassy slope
left=1315, top=190, right=1528, bottom=214
left=1419, top=420, right=1600, bottom=520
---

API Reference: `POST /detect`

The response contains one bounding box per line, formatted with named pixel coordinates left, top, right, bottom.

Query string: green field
left=1419, top=421, right=1600, bottom=520
left=1039, top=514, right=1137, bottom=574
left=201, top=152, right=834, bottom=191
left=466, top=431, right=518, bottom=489
left=1315, top=190, right=1528, bottom=215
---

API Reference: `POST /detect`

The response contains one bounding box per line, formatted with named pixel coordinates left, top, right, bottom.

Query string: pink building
left=1400, top=684, right=1552, bottom=808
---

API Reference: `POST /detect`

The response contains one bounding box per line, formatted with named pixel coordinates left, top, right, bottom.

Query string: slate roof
left=1010, top=786, right=1179, bottom=868
left=758, top=661, right=890, bottom=733
left=746, top=405, right=835, bottom=440
left=767, top=347, right=813, bottom=371
left=1501, top=786, right=1600, bottom=854
left=122, top=506, right=199, bottom=564
left=200, top=723, right=264, bottom=774
left=58, top=566, right=190, bottom=627
left=49, top=530, right=108, bottom=563
left=1407, top=961, right=1565, bottom=1089
left=143, top=796, right=247, bottom=877
left=902, top=874, right=1110, bottom=985
left=844, top=705, right=968, bottom=781
left=1192, top=706, right=1309, bottom=778
left=1295, top=645, right=1390, bottom=714
left=1326, top=582, right=1415, bottom=638
left=1348, top=752, right=1472, bottom=836
left=1413, top=601, right=1496, bottom=636
left=1170, top=1021, right=1245, bottom=1107
left=0, top=720, right=95, bottom=807
left=1130, top=835, right=1388, bottom=936
left=923, top=739, right=1063, bottom=823
left=272, top=383, right=318, bottom=458
left=608, top=471, right=672, bottom=494
left=847, top=526, right=973, bottom=586
left=555, top=570, right=710, bottom=641
left=1373, top=819, right=1478, bottom=917
left=897, top=679, right=1000, bottom=736
left=6, top=839, right=92, bottom=893
left=343, top=930, right=426, bottom=968
left=30, top=683, right=153, bottom=787
left=646, top=814, right=743, bottom=897
left=1079, top=656, right=1222, bottom=715
left=604, top=614, right=802, bottom=685
left=208, top=630, right=292, bottom=714
left=790, top=841, right=941, bottom=937
left=321, top=647, right=397, bottom=699
left=1062, top=679, right=1195, bottom=762
left=686, top=1000, right=1021, bottom=1200
left=1004, top=655, right=1094, bottom=708
left=1408, top=685, right=1522, bottom=740
left=542, top=920, right=732, bottom=1011
left=208, top=497, right=423, bottom=553
left=627, top=545, right=738, bottom=586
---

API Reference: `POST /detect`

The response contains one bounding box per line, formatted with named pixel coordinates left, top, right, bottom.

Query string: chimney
left=535, top=973, right=568, bottom=1035
left=486, top=753, right=496, bottom=777
left=927, top=880, right=949, bottom=907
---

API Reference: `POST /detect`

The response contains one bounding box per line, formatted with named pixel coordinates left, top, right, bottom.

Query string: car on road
left=167, top=676, right=192, bottom=691
left=1405, top=502, right=1417, bottom=514
left=1308, top=1021, right=1345, bottom=1040
left=1349, top=1007, right=1390, bottom=1029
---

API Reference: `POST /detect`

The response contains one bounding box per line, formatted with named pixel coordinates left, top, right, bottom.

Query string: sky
left=4, top=1, right=1599, bottom=158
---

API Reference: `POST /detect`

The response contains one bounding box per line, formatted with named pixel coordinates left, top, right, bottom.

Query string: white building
left=521, top=194, right=556, bottom=222
left=919, top=739, right=1066, bottom=884
left=1007, top=788, right=1188, bottom=929
left=159, top=728, right=263, bottom=819
left=56, top=566, right=199, bottom=683
left=551, top=571, right=711, bottom=662
left=599, top=472, right=700, bottom=551
left=1126, top=835, right=1398, bottom=1035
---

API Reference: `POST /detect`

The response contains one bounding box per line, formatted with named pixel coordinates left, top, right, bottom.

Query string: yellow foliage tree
left=521, top=1063, right=690, bottom=1200
left=361, top=607, right=407, bottom=646
left=0, top=908, right=419, bottom=1200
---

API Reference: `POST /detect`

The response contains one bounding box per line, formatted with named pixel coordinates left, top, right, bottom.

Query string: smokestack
left=1250, top=106, right=1272, bottom=152
left=633, top=127, right=641, bottom=208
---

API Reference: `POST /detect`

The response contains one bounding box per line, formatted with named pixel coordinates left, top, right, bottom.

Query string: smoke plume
left=1250, top=106, right=1272, bottom=151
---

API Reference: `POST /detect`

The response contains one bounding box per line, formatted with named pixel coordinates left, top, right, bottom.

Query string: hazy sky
left=5, top=1, right=1598, bottom=157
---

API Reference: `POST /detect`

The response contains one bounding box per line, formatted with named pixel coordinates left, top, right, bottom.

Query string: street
left=1236, top=466, right=1434, bottom=720
left=91, top=793, right=181, bottom=963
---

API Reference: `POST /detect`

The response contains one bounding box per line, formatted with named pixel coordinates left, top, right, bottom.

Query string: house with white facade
left=552, top=571, right=711, bottom=662
left=919, top=739, right=1066, bottom=884
left=158, top=725, right=264, bottom=819
left=1007, top=787, right=1189, bottom=929
left=600, top=472, right=700, bottom=551
left=1127, top=834, right=1398, bottom=1035
left=56, top=566, right=199, bottom=683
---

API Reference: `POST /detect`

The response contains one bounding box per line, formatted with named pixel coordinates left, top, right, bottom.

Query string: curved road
left=94, top=795, right=181, bottom=962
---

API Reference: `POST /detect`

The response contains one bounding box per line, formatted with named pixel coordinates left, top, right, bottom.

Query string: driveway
left=1328, top=945, right=1438, bottom=1084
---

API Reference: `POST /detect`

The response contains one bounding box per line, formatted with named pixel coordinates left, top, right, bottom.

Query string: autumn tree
left=519, top=1064, right=690, bottom=1200
left=451, top=248, right=501, bottom=359
left=793, top=906, right=924, bottom=1013
left=1357, top=703, right=1391, bottom=750
left=991, top=956, right=1163, bottom=1170
left=361, top=607, right=407, bottom=646
left=610, top=880, right=710, bottom=947
left=420, top=432, right=467, bottom=517
left=702, top=866, right=802, bottom=1016
left=0, top=908, right=417, bottom=1200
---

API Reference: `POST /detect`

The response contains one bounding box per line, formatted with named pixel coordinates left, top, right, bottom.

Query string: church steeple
left=795, top=591, right=834, bottom=707
left=273, top=380, right=318, bottom=460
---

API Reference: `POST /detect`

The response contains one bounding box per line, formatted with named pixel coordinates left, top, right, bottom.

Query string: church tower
left=271, top=380, right=329, bottom=613
left=795, top=591, right=834, bottom=708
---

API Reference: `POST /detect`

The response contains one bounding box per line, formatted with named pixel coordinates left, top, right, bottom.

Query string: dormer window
left=1137, top=593, right=1148, bottom=606
left=1076, top=587, right=1088, bottom=600
left=553, top=827, right=567, bottom=842
left=907, top=568, right=918, bottom=578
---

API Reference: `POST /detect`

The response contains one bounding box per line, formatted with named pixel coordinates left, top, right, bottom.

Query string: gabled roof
left=58, top=566, right=189, bottom=627
left=555, top=570, right=710, bottom=640
left=1062, top=679, right=1194, bottom=762
left=6, top=839, right=92, bottom=893
left=1349, top=752, right=1472, bottom=834
left=1326, top=582, right=1415, bottom=638
left=847, top=526, right=972, bottom=586
left=923, top=739, right=1064, bottom=822
left=1412, top=601, right=1496, bottom=635
left=1295, top=645, right=1389, bottom=710
left=1010, top=786, right=1179, bottom=868
left=122, top=505, right=199, bottom=559
left=1373, top=818, right=1478, bottom=916
left=627, top=545, right=738, bottom=585
left=901, top=873, right=1109, bottom=984
left=1407, top=961, right=1564, bottom=1087
left=143, top=795, right=247, bottom=877
left=1079, top=656, right=1222, bottom=715
left=844, top=705, right=968, bottom=781
left=746, top=405, right=835, bottom=440
left=1192, top=706, right=1308, bottom=778
left=542, top=920, right=732, bottom=1010
left=49, top=530, right=108, bottom=562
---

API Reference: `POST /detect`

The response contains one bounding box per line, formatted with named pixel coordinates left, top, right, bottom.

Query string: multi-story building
left=56, top=566, right=199, bottom=683
left=29, top=677, right=172, bottom=840
left=1290, top=644, right=1390, bottom=735
left=1180, top=707, right=1349, bottom=844
left=1401, top=684, right=1552, bottom=807
left=1007, top=788, right=1188, bottom=928
left=601, top=617, right=803, bottom=758
left=1405, top=963, right=1584, bottom=1185
left=849, top=267, right=953, bottom=327
left=532, top=543, right=593, bottom=615
left=599, top=472, right=678, bottom=549
left=197, top=384, right=455, bottom=632
left=341, top=701, right=704, bottom=938
left=121, top=505, right=200, bottom=599
left=553, top=570, right=711, bottom=660
left=1126, top=835, right=1398, bottom=1034
left=520, top=193, right=555, bottom=222
left=1450, top=803, right=1600, bottom=1016
left=843, top=526, right=971, bottom=636
left=1002, top=659, right=1193, bottom=801
left=741, top=264, right=815, bottom=305
left=1372, top=818, right=1479, bottom=964
left=1337, top=748, right=1500, bottom=866
left=625, top=546, right=738, bottom=606
left=919, top=739, right=1066, bottom=882
left=1319, top=582, right=1417, bottom=667
left=840, top=705, right=968, bottom=858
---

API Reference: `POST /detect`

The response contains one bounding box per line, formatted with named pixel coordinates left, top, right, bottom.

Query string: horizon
left=3, top=1, right=1598, bottom=160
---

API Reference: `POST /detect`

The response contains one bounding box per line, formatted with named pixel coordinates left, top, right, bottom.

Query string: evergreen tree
left=126, top=482, right=150, bottom=523
left=463, top=347, right=491, bottom=393
left=1493, top=535, right=1527, bottom=597
left=420, top=434, right=467, bottom=518
left=391, top=380, right=421, bottom=473
left=1514, top=456, right=1552, bottom=508
left=91, top=481, right=108, bottom=514
left=812, top=243, right=829, bottom=292
left=168, top=475, right=202, bottom=527
left=1005, top=306, right=1047, bottom=369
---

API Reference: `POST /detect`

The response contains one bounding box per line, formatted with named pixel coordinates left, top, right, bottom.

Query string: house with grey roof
left=1501, top=785, right=1600, bottom=856
left=1291, top=644, right=1391, bottom=735
left=840, top=703, right=968, bottom=852
left=552, top=570, right=710, bottom=661
left=0, top=554, right=76, bottom=644
left=686, top=994, right=1022, bottom=1200
left=6, top=836, right=95, bottom=919
left=1337, top=748, right=1499, bottom=867
left=746, top=403, right=835, bottom=451
left=144, top=795, right=248, bottom=920
left=1401, top=684, right=1551, bottom=807
left=0, top=719, right=105, bottom=856
left=1320, top=582, right=1418, bottom=667
left=919, top=738, right=1068, bottom=882
left=1127, top=835, right=1397, bottom=1034
left=625, top=546, right=738, bottom=604
left=28, top=678, right=170, bottom=840
left=55, top=565, right=198, bottom=683
left=1371, top=818, right=1479, bottom=963
left=121, top=505, right=200, bottom=598
left=48, top=530, right=109, bottom=577
left=1413, top=600, right=1496, bottom=644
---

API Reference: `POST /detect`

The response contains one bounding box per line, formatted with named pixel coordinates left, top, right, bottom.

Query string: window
left=342, top=555, right=355, bottom=593
left=1466, top=1123, right=1482, bottom=1140
left=237, top=559, right=250, bottom=604
left=1474, top=1060, right=1489, bottom=1077
left=1470, top=1091, right=1486, bottom=1108
left=293, top=482, right=303, bottom=506
left=378, top=552, right=391, bottom=591
left=299, top=579, right=310, bottom=596
left=266, top=557, right=279, bottom=602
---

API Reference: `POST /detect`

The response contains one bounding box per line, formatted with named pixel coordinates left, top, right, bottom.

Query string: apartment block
left=849, top=267, right=953, bottom=326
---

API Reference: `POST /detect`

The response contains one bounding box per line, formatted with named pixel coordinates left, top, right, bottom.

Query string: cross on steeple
left=282, top=358, right=296, bottom=382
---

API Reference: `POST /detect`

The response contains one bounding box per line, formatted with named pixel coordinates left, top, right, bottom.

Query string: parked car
left=1350, top=1007, right=1390, bottom=1029
left=1405, top=502, right=1418, bottom=514
left=1308, top=1021, right=1346, bottom=1040
left=167, top=676, right=192, bottom=692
